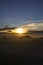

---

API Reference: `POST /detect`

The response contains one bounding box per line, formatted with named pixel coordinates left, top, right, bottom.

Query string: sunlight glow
left=15, top=28, right=25, bottom=34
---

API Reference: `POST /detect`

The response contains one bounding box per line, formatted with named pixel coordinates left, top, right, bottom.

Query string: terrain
left=0, top=32, right=43, bottom=65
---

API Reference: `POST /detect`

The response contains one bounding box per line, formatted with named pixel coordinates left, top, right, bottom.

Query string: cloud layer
left=20, top=22, right=43, bottom=31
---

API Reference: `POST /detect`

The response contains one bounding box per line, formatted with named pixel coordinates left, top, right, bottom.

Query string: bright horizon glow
left=15, top=28, right=25, bottom=34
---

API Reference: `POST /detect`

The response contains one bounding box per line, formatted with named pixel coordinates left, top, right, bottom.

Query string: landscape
left=0, top=0, right=43, bottom=65
left=0, top=27, right=43, bottom=65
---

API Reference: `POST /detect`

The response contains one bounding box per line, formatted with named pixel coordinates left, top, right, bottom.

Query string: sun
left=11, top=27, right=28, bottom=35
left=15, top=28, right=25, bottom=34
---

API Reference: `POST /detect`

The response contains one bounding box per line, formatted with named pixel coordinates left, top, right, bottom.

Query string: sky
left=0, top=0, right=43, bottom=29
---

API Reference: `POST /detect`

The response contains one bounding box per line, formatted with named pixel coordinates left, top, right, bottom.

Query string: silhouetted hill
left=0, top=27, right=17, bottom=30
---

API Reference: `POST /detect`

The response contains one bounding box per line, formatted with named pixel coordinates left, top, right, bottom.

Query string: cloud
left=20, top=22, right=43, bottom=31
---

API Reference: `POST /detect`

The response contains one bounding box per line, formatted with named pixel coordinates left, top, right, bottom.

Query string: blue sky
left=0, top=0, right=43, bottom=27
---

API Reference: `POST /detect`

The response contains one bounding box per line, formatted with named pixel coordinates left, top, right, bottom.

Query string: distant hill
left=0, top=27, right=17, bottom=31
